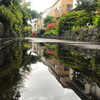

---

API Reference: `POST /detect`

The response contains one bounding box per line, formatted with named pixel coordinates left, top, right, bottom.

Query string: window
left=67, top=4, right=73, bottom=11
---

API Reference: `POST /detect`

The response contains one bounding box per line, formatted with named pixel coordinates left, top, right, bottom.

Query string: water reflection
left=20, top=62, right=80, bottom=100
left=0, top=40, right=40, bottom=100
left=0, top=40, right=100, bottom=100
left=32, top=42, right=100, bottom=100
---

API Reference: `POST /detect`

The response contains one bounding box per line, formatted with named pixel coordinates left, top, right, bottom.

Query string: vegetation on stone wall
left=76, top=0, right=97, bottom=12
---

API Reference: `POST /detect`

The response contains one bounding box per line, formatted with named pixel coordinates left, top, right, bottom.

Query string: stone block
left=0, top=23, right=3, bottom=37
left=76, top=35, right=81, bottom=40
left=88, top=27, right=95, bottom=35
left=84, top=37, right=89, bottom=41
left=75, top=29, right=79, bottom=35
left=69, top=36, right=74, bottom=40
left=90, top=35, right=96, bottom=42
left=93, top=27, right=99, bottom=35
left=78, top=28, right=85, bottom=35
left=83, top=28, right=88, bottom=37
left=3, top=26, right=10, bottom=37
left=64, top=31, right=70, bottom=36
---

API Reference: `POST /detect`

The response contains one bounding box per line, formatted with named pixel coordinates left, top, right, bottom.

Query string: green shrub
left=44, top=16, right=56, bottom=27
left=36, top=29, right=45, bottom=35
left=44, top=25, right=59, bottom=35
left=93, top=14, right=100, bottom=28
left=0, top=3, right=23, bottom=34
left=58, top=10, right=93, bottom=33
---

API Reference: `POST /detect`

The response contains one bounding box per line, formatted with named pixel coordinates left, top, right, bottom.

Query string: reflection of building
left=32, top=20, right=38, bottom=32
left=47, top=58, right=70, bottom=88
left=31, top=43, right=38, bottom=53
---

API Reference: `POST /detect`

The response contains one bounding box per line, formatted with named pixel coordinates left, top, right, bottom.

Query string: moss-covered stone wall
left=0, top=22, right=18, bottom=44
left=36, top=27, right=100, bottom=42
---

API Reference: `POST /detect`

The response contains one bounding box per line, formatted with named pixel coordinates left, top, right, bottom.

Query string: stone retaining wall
left=37, top=27, right=100, bottom=42
left=0, top=40, right=18, bottom=66
left=59, top=43, right=100, bottom=58
left=0, top=22, right=18, bottom=44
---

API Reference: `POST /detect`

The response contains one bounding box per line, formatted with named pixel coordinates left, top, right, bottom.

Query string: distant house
left=46, top=0, right=73, bottom=19
left=32, top=20, right=38, bottom=32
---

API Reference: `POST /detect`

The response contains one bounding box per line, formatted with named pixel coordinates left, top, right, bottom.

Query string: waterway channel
left=0, top=39, right=100, bottom=100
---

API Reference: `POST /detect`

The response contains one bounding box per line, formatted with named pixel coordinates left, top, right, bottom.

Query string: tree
left=76, top=0, right=98, bottom=12
left=44, top=16, right=56, bottom=27
left=96, top=0, right=100, bottom=13
left=31, top=10, right=40, bottom=19
left=1, top=0, right=40, bottom=36
left=2, top=0, right=22, bottom=7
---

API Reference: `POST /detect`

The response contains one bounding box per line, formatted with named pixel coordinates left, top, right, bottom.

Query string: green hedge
left=36, top=29, right=45, bottom=35
left=58, top=10, right=94, bottom=33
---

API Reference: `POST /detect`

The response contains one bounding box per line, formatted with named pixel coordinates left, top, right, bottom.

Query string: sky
left=19, top=62, right=81, bottom=100
left=25, top=0, right=55, bottom=13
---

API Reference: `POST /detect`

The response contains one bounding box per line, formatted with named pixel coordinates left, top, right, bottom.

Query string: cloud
left=25, top=0, right=54, bottom=12
left=20, top=62, right=81, bottom=100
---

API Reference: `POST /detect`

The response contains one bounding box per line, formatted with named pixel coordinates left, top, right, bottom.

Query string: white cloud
left=25, top=0, right=54, bottom=13
left=20, top=62, right=81, bottom=100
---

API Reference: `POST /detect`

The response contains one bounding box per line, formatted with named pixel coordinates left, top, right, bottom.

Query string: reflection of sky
left=20, top=62, right=81, bottom=100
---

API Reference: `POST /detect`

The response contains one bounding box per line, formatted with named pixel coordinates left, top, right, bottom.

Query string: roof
left=42, top=0, right=60, bottom=14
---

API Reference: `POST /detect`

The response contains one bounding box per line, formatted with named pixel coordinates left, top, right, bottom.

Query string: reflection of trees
left=21, top=49, right=40, bottom=73
left=56, top=45, right=100, bottom=86
left=43, top=49, right=55, bottom=60
left=0, top=40, right=40, bottom=100
left=57, top=47, right=91, bottom=70
left=57, top=47, right=100, bottom=75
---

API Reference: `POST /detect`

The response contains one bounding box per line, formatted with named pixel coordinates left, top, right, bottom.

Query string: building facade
left=47, top=0, right=73, bottom=18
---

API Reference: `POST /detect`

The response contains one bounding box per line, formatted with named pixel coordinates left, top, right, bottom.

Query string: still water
left=0, top=39, right=100, bottom=100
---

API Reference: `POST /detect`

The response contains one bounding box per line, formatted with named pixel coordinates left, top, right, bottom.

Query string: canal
left=0, top=39, right=100, bottom=100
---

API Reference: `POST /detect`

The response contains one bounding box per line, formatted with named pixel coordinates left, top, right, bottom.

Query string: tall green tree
left=1, top=0, right=40, bottom=36
left=2, top=0, right=21, bottom=7
left=44, top=16, right=56, bottom=27
left=76, top=0, right=98, bottom=12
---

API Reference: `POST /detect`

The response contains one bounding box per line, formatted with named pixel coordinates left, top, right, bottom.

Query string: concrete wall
left=61, top=0, right=73, bottom=14
left=73, top=0, right=77, bottom=9
left=0, top=22, right=18, bottom=44
left=0, top=40, right=18, bottom=66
